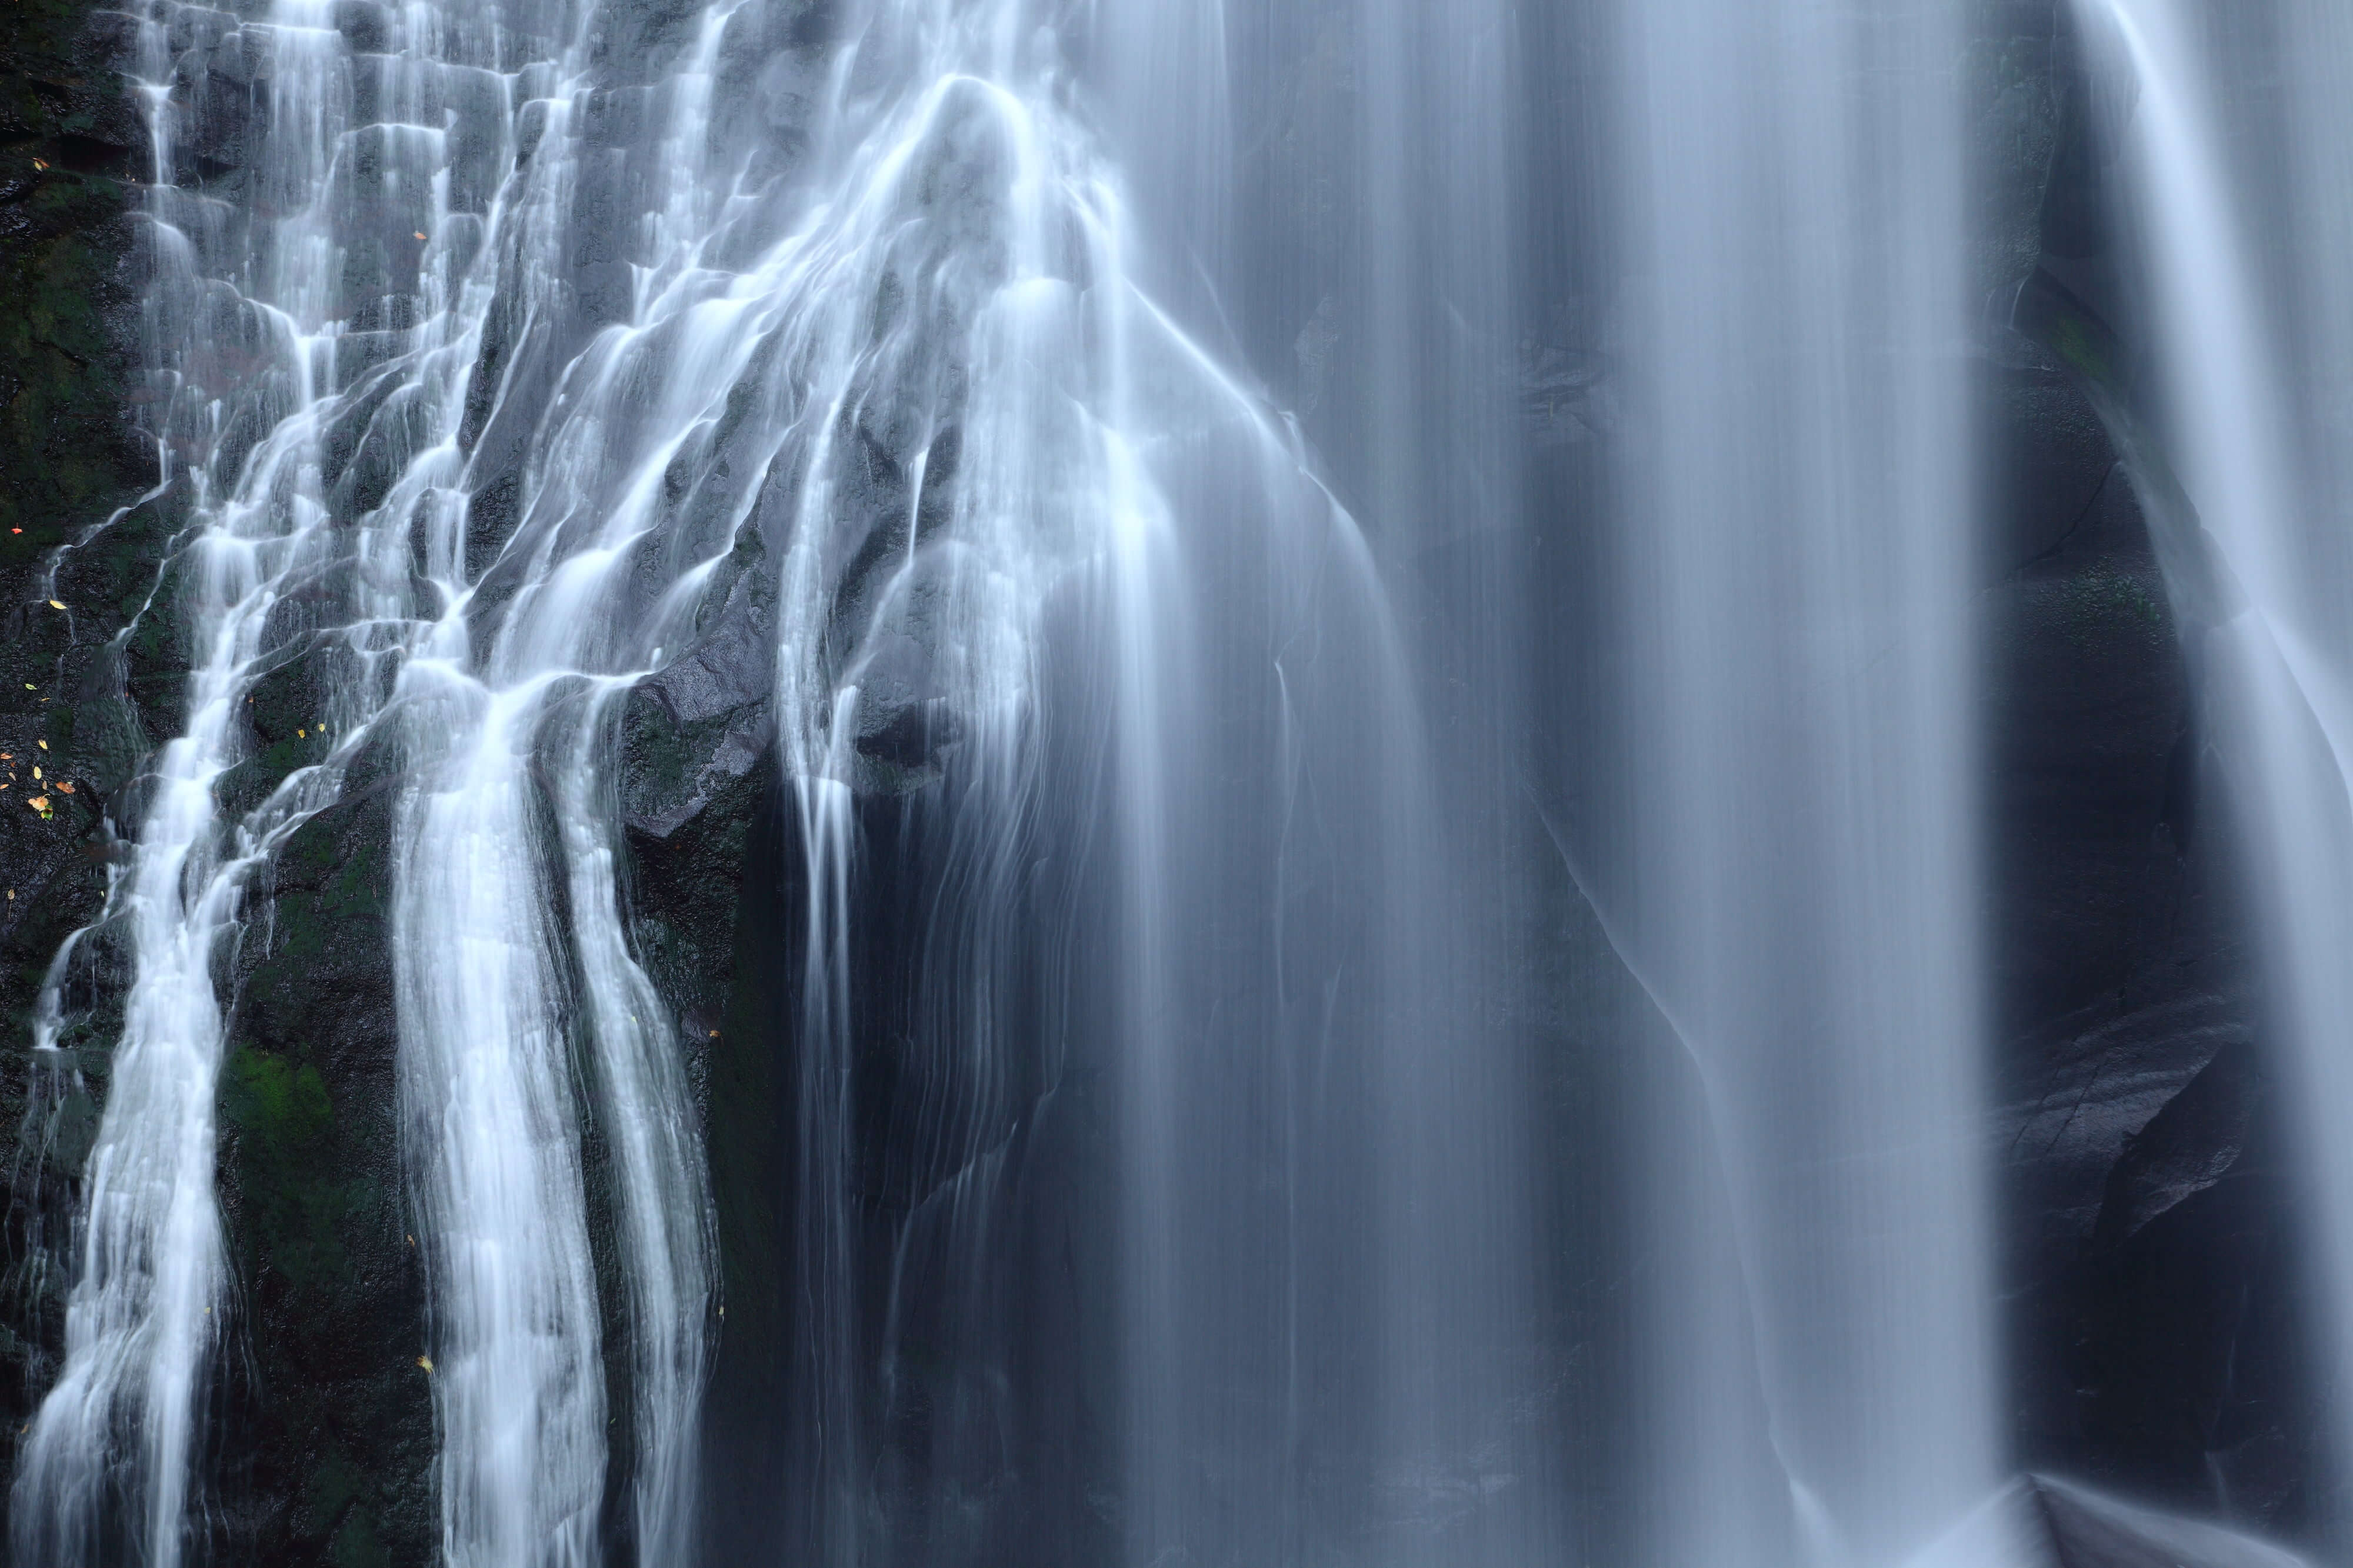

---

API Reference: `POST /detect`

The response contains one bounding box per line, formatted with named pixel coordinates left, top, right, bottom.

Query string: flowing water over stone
left=14, top=0, right=2353, bottom=1563
left=6, top=0, right=1522, bottom=1562
left=14, top=0, right=441, bottom=1557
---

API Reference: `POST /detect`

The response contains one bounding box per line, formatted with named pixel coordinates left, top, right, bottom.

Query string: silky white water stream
left=1612, top=1, right=2002, bottom=1562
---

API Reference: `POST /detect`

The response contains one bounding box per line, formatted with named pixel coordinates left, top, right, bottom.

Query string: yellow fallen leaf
left=29, top=768, right=39, bottom=780
left=36, top=740, right=46, bottom=750
left=296, top=728, right=305, bottom=738
left=417, top=1355, right=434, bottom=1373
left=31, top=160, right=47, bottom=172
left=46, top=600, right=62, bottom=610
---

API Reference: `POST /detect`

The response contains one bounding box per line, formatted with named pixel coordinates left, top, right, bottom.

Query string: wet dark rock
left=331, top=1, right=392, bottom=56
left=853, top=696, right=961, bottom=774
left=1986, top=344, right=2314, bottom=1543
left=209, top=638, right=383, bottom=821
left=572, top=258, right=636, bottom=331
left=618, top=568, right=775, bottom=841
left=1521, top=342, right=1615, bottom=450
left=212, top=782, right=438, bottom=1568
left=585, top=0, right=705, bottom=87
left=177, top=26, right=258, bottom=173
left=1987, top=7, right=2322, bottom=1534
left=688, top=777, right=792, bottom=1565
left=690, top=760, right=1128, bottom=1568
left=2091, top=1041, right=2259, bottom=1252
left=1970, top=7, right=2065, bottom=306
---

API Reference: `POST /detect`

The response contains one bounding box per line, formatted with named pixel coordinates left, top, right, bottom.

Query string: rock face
left=1982, top=1, right=2321, bottom=1542
left=1987, top=368, right=2315, bottom=1528
left=211, top=780, right=437, bottom=1566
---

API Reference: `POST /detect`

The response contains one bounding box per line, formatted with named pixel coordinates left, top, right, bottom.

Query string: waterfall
left=31, top=0, right=2353, bottom=1560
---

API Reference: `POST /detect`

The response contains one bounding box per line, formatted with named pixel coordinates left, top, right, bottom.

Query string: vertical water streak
left=552, top=696, right=718, bottom=1565
left=1348, top=2, right=1559, bottom=1560
left=1612, top=0, right=1997, bottom=1562
left=394, top=679, right=609, bottom=1568
left=383, top=12, right=748, bottom=1552
left=589, top=1, right=1491, bottom=1560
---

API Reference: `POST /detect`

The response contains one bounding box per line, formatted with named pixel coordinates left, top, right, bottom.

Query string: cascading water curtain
left=1611, top=0, right=2000, bottom=1562
left=11, top=0, right=1553, bottom=1562
left=707, top=3, right=1491, bottom=1562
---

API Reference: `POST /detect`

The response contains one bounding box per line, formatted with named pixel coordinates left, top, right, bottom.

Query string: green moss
left=304, top=1444, right=364, bottom=1536
left=1, top=0, right=148, bottom=562
left=56, top=491, right=187, bottom=625
left=304, top=1446, right=392, bottom=1568
left=329, top=1510, right=391, bottom=1568
left=0, top=175, right=145, bottom=563
left=261, top=813, right=386, bottom=966
left=221, top=1043, right=364, bottom=1290
left=228, top=1046, right=334, bottom=1152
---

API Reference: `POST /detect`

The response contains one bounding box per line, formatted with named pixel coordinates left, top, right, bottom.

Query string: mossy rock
left=0, top=0, right=148, bottom=571
left=212, top=786, right=436, bottom=1566
left=212, top=637, right=375, bottom=821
